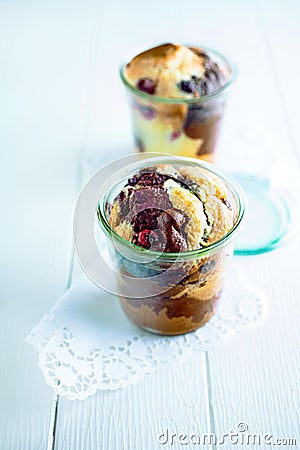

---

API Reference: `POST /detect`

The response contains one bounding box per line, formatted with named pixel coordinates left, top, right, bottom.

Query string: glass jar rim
left=97, top=155, right=246, bottom=261
left=119, top=43, right=237, bottom=105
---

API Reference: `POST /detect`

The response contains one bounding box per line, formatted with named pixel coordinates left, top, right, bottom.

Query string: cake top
left=125, top=43, right=226, bottom=99
left=109, top=164, right=234, bottom=253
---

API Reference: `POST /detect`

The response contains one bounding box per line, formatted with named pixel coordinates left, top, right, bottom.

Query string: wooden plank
left=197, top=0, right=300, bottom=444
left=208, top=251, right=300, bottom=443
left=55, top=0, right=300, bottom=449
left=257, top=0, right=300, bottom=163
left=0, top=1, right=95, bottom=448
left=55, top=354, right=210, bottom=450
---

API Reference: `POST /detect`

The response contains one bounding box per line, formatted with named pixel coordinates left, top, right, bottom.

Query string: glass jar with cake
left=97, top=155, right=246, bottom=335
left=120, top=43, right=235, bottom=162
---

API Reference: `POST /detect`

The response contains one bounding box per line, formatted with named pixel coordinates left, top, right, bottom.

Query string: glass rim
left=97, top=155, right=246, bottom=261
left=119, top=43, right=237, bottom=105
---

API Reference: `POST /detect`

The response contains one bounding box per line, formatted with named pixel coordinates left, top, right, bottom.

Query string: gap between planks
left=46, top=0, right=104, bottom=447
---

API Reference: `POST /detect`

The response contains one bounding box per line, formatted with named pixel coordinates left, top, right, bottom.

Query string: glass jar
left=97, top=155, right=246, bottom=335
left=120, top=45, right=236, bottom=162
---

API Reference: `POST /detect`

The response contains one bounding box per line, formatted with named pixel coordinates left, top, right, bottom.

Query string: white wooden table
left=1, top=1, right=299, bottom=448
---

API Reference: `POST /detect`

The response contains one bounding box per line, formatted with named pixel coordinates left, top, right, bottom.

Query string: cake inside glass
left=120, top=44, right=235, bottom=162
left=98, top=159, right=245, bottom=335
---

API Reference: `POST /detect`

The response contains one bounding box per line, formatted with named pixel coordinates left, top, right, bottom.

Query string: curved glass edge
left=97, top=154, right=246, bottom=261
left=119, top=43, right=237, bottom=105
left=233, top=175, right=292, bottom=256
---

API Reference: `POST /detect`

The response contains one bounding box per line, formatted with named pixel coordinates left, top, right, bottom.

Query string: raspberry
left=137, top=229, right=159, bottom=248
left=136, top=78, right=156, bottom=95
left=138, top=104, right=157, bottom=120
left=170, top=130, right=181, bottom=141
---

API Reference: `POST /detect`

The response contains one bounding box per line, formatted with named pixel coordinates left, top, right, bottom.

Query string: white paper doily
left=26, top=263, right=268, bottom=400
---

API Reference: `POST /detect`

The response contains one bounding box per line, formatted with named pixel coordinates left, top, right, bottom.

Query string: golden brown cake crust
left=126, top=43, right=208, bottom=99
